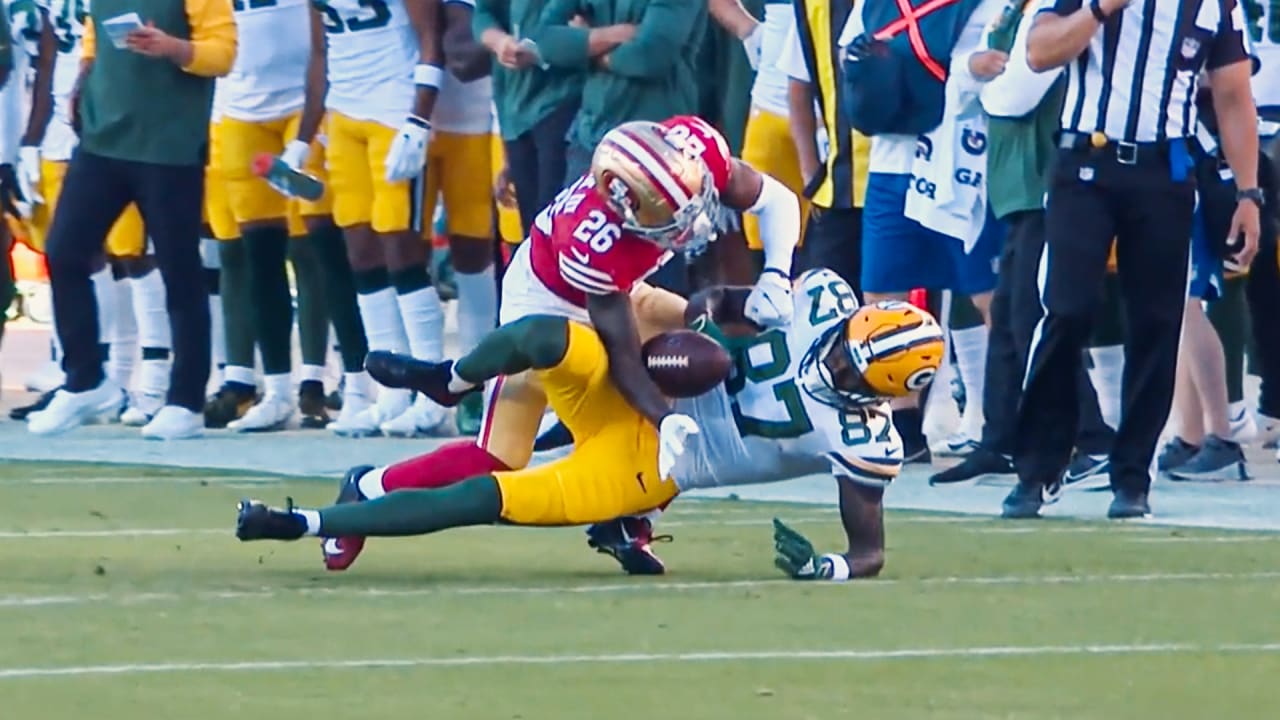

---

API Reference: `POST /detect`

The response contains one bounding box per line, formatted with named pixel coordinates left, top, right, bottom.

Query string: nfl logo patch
left=1181, top=37, right=1200, bottom=59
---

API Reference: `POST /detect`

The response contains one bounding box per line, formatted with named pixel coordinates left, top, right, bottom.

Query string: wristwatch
left=1237, top=188, right=1266, bottom=209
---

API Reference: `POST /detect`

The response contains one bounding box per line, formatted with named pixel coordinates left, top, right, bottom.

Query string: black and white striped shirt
left=1046, top=0, right=1251, bottom=142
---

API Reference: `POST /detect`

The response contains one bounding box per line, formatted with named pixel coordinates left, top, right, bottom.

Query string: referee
left=1003, top=0, right=1262, bottom=519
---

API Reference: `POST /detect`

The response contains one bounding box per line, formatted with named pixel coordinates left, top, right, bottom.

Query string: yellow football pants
left=326, top=112, right=418, bottom=233
left=218, top=113, right=332, bottom=231
left=741, top=107, right=808, bottom=250
left=493, top=321, right=678, bottom=526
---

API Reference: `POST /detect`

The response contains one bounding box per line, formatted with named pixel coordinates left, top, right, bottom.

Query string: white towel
left=903, top=77, right=989, bottom=252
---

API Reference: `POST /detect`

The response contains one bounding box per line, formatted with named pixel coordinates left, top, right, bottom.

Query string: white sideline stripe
left=5, top=642, right=1280, bottom=679
left=15, top=476, right=280, bottom=486
left=4, top=570, right=1279, bottom=609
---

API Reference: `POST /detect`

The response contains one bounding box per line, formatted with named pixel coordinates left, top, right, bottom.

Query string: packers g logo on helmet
left=847, top=301, right=944, bottom=397
left=591, top=121, right=718, bottom=253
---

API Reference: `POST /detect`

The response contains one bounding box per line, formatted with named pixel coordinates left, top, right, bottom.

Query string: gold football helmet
left=799, top=300, right=944, bottom=410
left=591, top=120, right=719, bottom=253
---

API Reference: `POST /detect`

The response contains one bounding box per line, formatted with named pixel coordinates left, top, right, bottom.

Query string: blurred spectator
left=32, top=2, right=235, bottom=439
left=531, top=0, right=707, bottom=294
left=779, top=0, right=868, bottom=293
left=476, top=0, right=583, bottom=236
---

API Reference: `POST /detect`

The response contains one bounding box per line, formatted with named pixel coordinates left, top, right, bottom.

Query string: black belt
left=1057, top=132, right=1173, bottom=166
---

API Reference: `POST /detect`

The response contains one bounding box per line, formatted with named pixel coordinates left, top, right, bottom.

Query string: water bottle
left=251, top=153, right=325, bottom=201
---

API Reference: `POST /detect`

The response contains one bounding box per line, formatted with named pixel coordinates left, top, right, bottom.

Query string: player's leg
left=371, top=117, right=446, bottom=436
left=327, top=113, right=409, bottom=436
left=742, top=107, right=805, bottom=283
left=203, top=127, right=258, bottom=429
left=440, top=131, right=499, bottom=435
left=114, top=226, right=172, bottom=427
left=0, top=219, right=13, bottom=351
left=288, top=209, right=331, bottom=427
left=1207, top=275, right=1251, bottom=441
left=222, top=116, right=296, bottom=432
left=21, top=159, right=66, bottom=396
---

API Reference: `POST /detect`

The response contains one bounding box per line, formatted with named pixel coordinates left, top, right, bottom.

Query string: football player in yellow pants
left=236, top=315, right=677, bottom=541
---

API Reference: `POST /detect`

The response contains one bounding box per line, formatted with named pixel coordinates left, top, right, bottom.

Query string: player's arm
left=684, top=285, right=754, bottom=328
left=21, top=11, right=56, bottom=148
left=720, top=158, right=800, bottom=277
left=773, top=475, right=889, bottom=581
left=70, top=19, right=96, bottom=132
left=405, top=0, right=445, bottom=121
left=530, top=0, right=636, bottom=68
left=587, top=291, right=674, bottom=429
left=443, top=0, right=490, bottom=82
left=295, top=8, right=329, bottom=145
left=599, top=0, right=702, bottom=77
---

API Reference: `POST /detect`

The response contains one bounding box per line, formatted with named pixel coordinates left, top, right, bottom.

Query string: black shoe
left=205, top=382, right=259, bottom=429
left=1001, top=482, right=1045, bottom=519
left=9, top=388, right=55, bottom=420
left=364, top=352, right=476, bottom=408
left=322, top=466, right=374, bottom=571
left=334, top=465, right=373, bottom=505
left=929, top=447, right=1013, bottom=485
left=1167, top=436, right=1248, bottom=482
left=1063, top=451, right=1110, bottom=491
left=1107, top=490, right=1152, bottom=519
left=1157, top=437, right=1199, bottom=472
left=236, top=498, right=308, bottom=541
left=298, top=380, right=330, bottom=429
left=533, top=420, right=575, bottom=452
left=585, top=517, right=671, bottom=575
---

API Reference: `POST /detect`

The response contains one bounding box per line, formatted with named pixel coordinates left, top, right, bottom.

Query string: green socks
left=453, top=315, right=569, bottom=384
left=310, top=221, right=368, bottom=373
left=318, top=476, right=502, bottom=536
left=218, top=238, right=256, bottom=372
left=244, top=224, right=293, bottom=375
left=289, top=236, right=329, bottom=368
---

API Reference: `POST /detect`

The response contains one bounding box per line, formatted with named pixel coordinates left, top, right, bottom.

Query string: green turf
left=4, top=462, right=1280, bottom=718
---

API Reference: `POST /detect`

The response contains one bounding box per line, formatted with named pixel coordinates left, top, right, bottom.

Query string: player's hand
left=384, top=115, right=430, bottom=182
left=126, top=23, right=186, bottom=63
left=280, top=139, right=310, bottom=172
left=495, top=35, right=538, bottom=69
left=968, top=50, right=1008, bottom=80
left=16, top=145, right=42, bottom=208
left=745, top=270, right=793, bottom=328
left=0, top=164, right=30, bottom=219
left=740, top=22, right=764, bottom=71
left=494, top=164, right=518, bottom=209
left=773, top=518, right=828, bottom=580
left=658, top=413, right=699, bottom=480
left=1227, top=198, right=1261, bottom=271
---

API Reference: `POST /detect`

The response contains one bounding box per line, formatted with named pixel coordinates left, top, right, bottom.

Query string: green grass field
left=4, top=460, right=1280, bottom=719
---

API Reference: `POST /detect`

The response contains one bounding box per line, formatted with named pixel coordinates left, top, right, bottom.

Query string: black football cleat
left=298, top=380, right=330, bottom=429
left=1000, top=482, right=1045, bottom=519
left=1107, top=490, right=1152, bottom=519
left=236, top=498, right=308, bottom=541
left=586, top=517, right=672, bottom=575
left=364, top=352, right=476, bottom=408
left=322, top=465, right=373, bottom=572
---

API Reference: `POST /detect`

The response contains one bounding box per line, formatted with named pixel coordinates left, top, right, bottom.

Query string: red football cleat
left=321, top=465, right=373, bottom=572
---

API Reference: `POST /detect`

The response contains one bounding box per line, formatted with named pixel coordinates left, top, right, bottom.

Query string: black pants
left=1246, top=136, right=1280, bottom=417
left=504, top=99, right=578, bottom=238
left=1015, top=148, right=1193, bottom=495
left=797, top=206, right=862, bottom=299
left=46, top=150, right=209, bottom=411
left=983, top=210, right=1113, bottom=456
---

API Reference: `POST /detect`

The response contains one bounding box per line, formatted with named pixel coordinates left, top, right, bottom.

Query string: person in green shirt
left=31, top=0, right=235, bottom=440
left=475, top=0, right=584, bottom=235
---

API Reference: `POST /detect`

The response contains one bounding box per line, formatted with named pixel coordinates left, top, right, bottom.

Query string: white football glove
left=744, top=270, right=793, bottom=328
left=741, top=22, right=764, bottom=71
left=384, top=115, right=431, bottom=182
left=17, top=145, right=42, bottom=209
left=280, top=139, right=310, bottom=171
left=658, top=413, right=699, bottom=481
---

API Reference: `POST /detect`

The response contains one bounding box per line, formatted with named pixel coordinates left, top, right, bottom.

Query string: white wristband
left=821, top=553, right=851, bottom=582
left=414, top=63, right=445, bottom=89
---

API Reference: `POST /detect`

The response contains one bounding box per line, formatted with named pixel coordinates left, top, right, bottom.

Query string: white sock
left=50, top=312, right=63, bottom=362
left=1087, top=344, right=1124, bottom=430
left=262, top=372, right=291, bottom=399
left=296, top=509, right=321, bottom=536
left=395, top=285, right=445, bottom=361
left=300, top=364, right=325, bottom=383
left=454, top=267, right=497, bottom=354
left=344, top=370, right=373, bottom=400
left=950, top=324, right=988, bottom=440
left=224, top=364, right=256, bottom=387
left=130, top=267, right=171, bottom=397
left=90, top=265, right=118, bottom=379
left=356, top=287, right=410, bottom=354
left=104, top=271, right=136, bottom=387
left=357, top=466, right=388, bottom=500
left=448, top=365, right=477, bottom=393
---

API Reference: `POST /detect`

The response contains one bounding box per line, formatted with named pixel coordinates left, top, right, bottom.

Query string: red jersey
left=527, top=116, right=734, bottom=307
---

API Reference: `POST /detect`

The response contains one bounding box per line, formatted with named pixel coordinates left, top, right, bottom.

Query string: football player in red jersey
left=319, top=115, right=803, bottom=572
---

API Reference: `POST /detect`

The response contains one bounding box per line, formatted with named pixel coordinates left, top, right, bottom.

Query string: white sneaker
left=120, top=392, right=166, bottom=426
left=331, top=388, right=407, bottom=438
left=228, top=394, right=294, bottom=432
left=1229, top=404, right=1258, bottom=444
left=27, top=380, right=123, bottom=436
left=24, top=362, right=64, bottom=393
left=328, top=389, right=374, bottom=436
left=379, top=396, right=449, bottom=438
left=141, top=406, right=204, bottom=440
left=1257, top=414, right=1280, bottom=449
left=936, top=431, right=980, bottom=458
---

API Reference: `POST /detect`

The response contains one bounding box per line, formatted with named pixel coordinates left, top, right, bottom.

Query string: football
left=642, top=330, right=733, bottom=398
